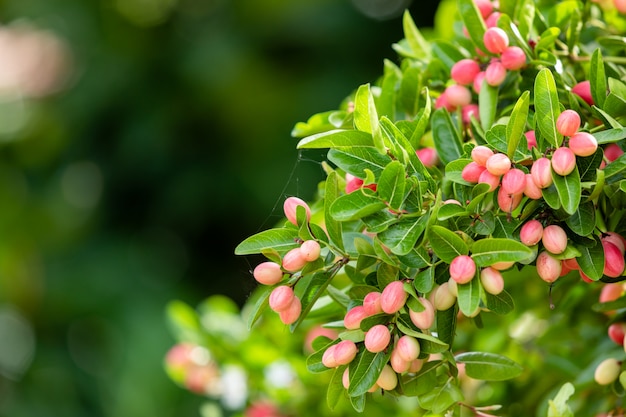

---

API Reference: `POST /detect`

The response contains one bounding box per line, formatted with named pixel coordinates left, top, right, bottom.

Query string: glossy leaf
left=428, top=224, right=469, bottom=263
left=324, top=171, right=344, bottom=251
left=297, top=129, right=374, bottom=149
left=576, top=238, right=605, bottom=281
left=455, top=351, right=523, bottom=381
left=551, top=166, right=581, bottom=216
left=378, top=160, right=406, bottom=211
left=479, top=82, right=499, bottom=133
left=291, top=270, right=337, bottom=331
left=327, top=366, right=346, bottom=410
left=458, top=0, right=488, bottom=54
left=347, top=349, right=389, bottom=397
left=506, top=91, right=530, bottom=160
left=234, top=228, right=300, bottom=255
left=484, top=290, right=515, bottom=315
left=402, top=9, right=431, bottom=60
left=457, top=278, right=481, bottom=317
left=327, top=147, right=392, bottom=178
left=431, top=108, right=463, bottom=165
left=418, top=377, right=464, bottom=414
left=378, top=214, right=429, bottom=256
left=565, top=201, right=595, bottom=236
left=470, top=238, right=534, bottom=267
left=534, top=68, right=562, bottom=148
left=590, top=48, right=607, bottom=109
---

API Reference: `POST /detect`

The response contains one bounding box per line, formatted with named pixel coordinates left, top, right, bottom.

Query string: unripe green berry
left=376, top=364, right=398, bottom=391
left=594, top=358, right=621, bottom=385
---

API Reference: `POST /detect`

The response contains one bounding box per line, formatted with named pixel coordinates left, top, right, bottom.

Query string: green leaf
left=166, top=299, right=201, bottom=343
left=590, top=48, right=607, bottom=109
left=547, top=382, right=575, bottom=417
left=324, top=171, right=344, bottom=251
left=307, top=338, right=338, bottom=373
left=457, top=279, right=481, bottom=317
left=354, top=83, right=386, bottom=154
left=565, top=201, right=596, bottom=236
left=410, top=87, right=432, bottom=148
left=436, top=304, right=458, bottom=346
left=402, top=361, right=443, bottom=396
left=291, top=270, right=337, bottom=331
left=479, top=81, right=499, bottom=133
left=244, top=285, right=273, bottom=330
left=551, top=166, right=581, bottom=216
left=327, top=366, right=346, bottom=410
left=401, top=10, right=432, bottom=60
left=377, top=263, right=399, bottom=288
left=485, top=124, right=528, bottom=162
left=234, top=228, right=300, bottom=255
left=396, top=315, right=449, bottom=353
left=327, top=147, right=392, bottom=178
left=291, top=110, right=350, bottom=137
left=603, top=152, right=626, bottom=184
left=329, top=189, right=386, bottom=222
left=483, top=290, right=515, bottom=315
left=428, top=225, right=469, bottom=263
left=506, top=91, right=530, bottom=160
left=348, top=349, right=389, bottom=397
left=576, top=238, right=604, bottom=281
left=431, top=108, right=463, bottom=165
left=418, top=377, right=464, bottom=414
left=378, top=215, right=429, bottom=256
left=458, top=0, right=488, bottom=54
left=377, top=59, right=401, bottom=119
left=297, top=129, right=374, bottom=149
left=455, top=351, right=523, bottom=381
left=534, top=68, right=562, bottom=148
left=378, top=160, right=406, bottom=211
left=593, top=127, right=626, bottom=144
left=470, top=238, right=534, bottom=267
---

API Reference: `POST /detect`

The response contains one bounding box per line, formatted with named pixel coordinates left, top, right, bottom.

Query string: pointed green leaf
left=590, top=48, right=607, bottom=109
left=354, top=83, right=385, bottom=153
left=534, top=68, right=562, bottom=148
left=234, top=228, right=300, bottom=255
left=378, top=160, right=406, bottom=211
left=458, top=0, right=488, bottom=54
left=348, top=349, right=389, bottom=396
left=418, top=377, right=464, bottom=414
left=428, top=225, right=469, bottom=263
left=548, top=382, right=575, bottom=417
left=457, top=279, right=481, bottom=317
left=479, top=81, right=499, bottom=132
left=327, top=366, right=346, bottom=410
left=565, top=201, right=595, bottom=236
left=329, top=189, right=386, bottom=222
left=402, top=10, right=432, bottom=59
left=431, top=108, right=463, bottom=165
left=506, top=91, right=530, bottom=160
left=576, top=238, right=605, bottom=281
left=455, top=352, right=523, bottom=381
left=324, top=171, right=344, bottom=251
left=244, top=285, right=273, bottom=330
left=378, top=215, right=429, bottom=256
left=410, top=87, right=432, bottom=148
left=470, top=238, right=533, bottom=267
left=551, top=166, right=581, bottom=216
left=483, top=289, right=515, bottom=315
left=436, top=304, right=458, bottom=346
left=297, top=129, right=374, bottom=149
left=291, top=270, right=337, bottom=331
left=327, top=147, right=392, bottom=178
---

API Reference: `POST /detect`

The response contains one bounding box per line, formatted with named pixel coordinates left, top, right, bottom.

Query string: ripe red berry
left=605, top=143, right=625, bottom=162
left=525, top=130, right=537, bottom=149
left=485, top=60, right=507, bottom=86
left=473, top=71, right=486, bottom=94
left=484, top=11, right=501, bottom=27
left=603, top=240, right=625, bottom=278
left=474, top=0, right=494, bottom=18
left=603, top=232, right=626, bottom=253
left=551, top=147, right=577, bottom=176
left=608, top=323, right=626, bottom=345
left=571, top=80, right=594, bottom=106
left=483, top=27, right=509, bottom=54
left=416, top=147, right=439, bottom=168
left=449, top=255, right=477, bottom=284
left=569, top=132, right=598, bottom=157
left=500, top=46, right=526, bottom=70
left=451, top=59, right=481, bottom=86
left=462, top=104, right=480, bottom=125
left=556, top=110, right=581, bottom=137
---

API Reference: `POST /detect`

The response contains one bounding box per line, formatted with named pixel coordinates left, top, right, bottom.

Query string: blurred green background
left=0, top=0, right=441, bottom=416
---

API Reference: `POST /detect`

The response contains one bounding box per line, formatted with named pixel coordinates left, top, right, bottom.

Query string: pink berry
left=536, top=251, right=562, bottom=283
left=556, top=110, right=581, bottom=137
left=416, top=147, right=439, bottom=168
left=462, top=104, right=480, bottom=125
left=486, top=153, right=511, bottom=176
left=485, top=60, right=507, bottom=86
left=364, top=324, right=391, bottom=353
left=253, top=261, right=283, bottom=285
left=300, top=240, right=321, bottom=262
left=608, top=323, right=626, bottom=345
left=603, top=232, right=626, bottom=253
left=445, top=84, right=473, bottom=107
left=474, top=0, right=494, bottom=18
left=520, top=219, right=544, bottom=246
left=322, top=344, right=338, bottom=368
left=473, top=71, right=486, bottom=94
left=501, top=168, right=527, bottom=195
left=500, top=46, right=526, bottom=70
left=282, top=247, right=308, bottom=272
left=342, top=368, right=350, bottom=388
left=283, top=196, right=311, bottom=226
left=569, top=132, right=598, bottom=157
left=390, top=348, right=411, bottom=373
left=478, top=169, right=501, bottom=191
left=497, top=187, right=523, bottom=213
left=525, top=130, right=537, bottom=149
left=449, top=255, right=476, bottom=284
left=435, top=92, right=455, bottom=111
left=551, top=147, right=577, bottom=176
left=363, top=291, right=383, bottom=315
left=462, top=161, right=486, bottom=183
left=269, top=285, right=296, bottom=312
left=524, top=173, right=543, bottom=199
left=471, top=145, right=494, bottom=166
left=542, top=224, right=568, bottom=255
left=451, top=59, right=481, bottom=86
left=599, top=282, right=625, bottom=304
left=333, top=340, right=358, bottom=365
left=484, top=11, right=501, bottom=27
left=408, top=297, right=435, bottom=330
left=380, top=281, right=408, bottom=314
left=605, top=143, right=624, bottom=162
left=345, top=174, right=363, bottom=193
left=572, top=80, right=594, bottom=106
left=344, top=306, right=368, bottom=330
left=480, top=267, right=504, bottom=295
left=483, top=27, right=509, bottom=54
left=279, top=296, right=302, bottom=325
left=396, top=335, right=420, bottom=362
left=603, top=240, right=625, bottom=278
left=530, top=157, right=553, bottom=188
left=616, top=0, right=626, bottom=13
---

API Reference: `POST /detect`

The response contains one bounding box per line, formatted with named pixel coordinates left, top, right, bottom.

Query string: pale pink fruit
left=542, top=224, right=568, bottom=254
left=501, top=168, right=527, bottom=195
left=334, top=340, right=358, bottom=365
left=363, top=291, right=383, bottom=315
left=599, top=282, right=624, bottom=304
left=450, top=255, right=477, bottom=284
left=562, top=257, right=579, bottom=271
left=376, top=364, right=398, bottom=391
left=556, top=110, right=581, bottom=137
left=409, top=359, right=424, bottom=373
left=484, top=11, right=501, bottom=27
left=491, top=260, right=515, bottom=271
left=445, top=84, right=473, bottom=107
left=530, top=157, right=553, bottom=188
left=300, top=240, right=321, bottom=262
left=253, top=261, right=283, bottom=285
left=497, top=187, right=523, bottom=213
left=462, top=161, right=486, bottom=183
left=364, top=324, right=391, bottom=353
left=485, top=60, right=507, bottom=86
left=603, top=231, right=626, bottom=253
left=282, top=247, right=308, bottom=272
left=435, top=92, right=455, bottom=111
left=474, top=0, right=494, bottom=18
left=283, top=196, right=311, bottom=225
left=342, top=368, right=350, bottom=389
left=483, top=27, right=509, bottom=54
left=390, top=348, right=411, bottom=373
left=473, top=71, right=486, bottom=94
left=525, top=130, right=537, bottom=149
left=451, top=59, right=481, bottom=86
left=462, top=104, right=480, bottom=125
left=433, top=282, right=457, bottom=310
left=551, top=147, right=576, bottom=176
left=444, top=199, right=462, bottom=205
left=416, top=147, right=439, bottom=168
left=380, top=281, right=408, bottom=314
left=524, top=173, right=543, bottom=199
left=480, top=267, right=504, bottom=295
left=569, top=132, right=598, bottom=157
left=303, top=326, right=338, bottom=354
left=594, top=358, right=621, bottom=385
left=605, top=143, right=624, bottom=162
left=520, top=219, right=544, bottom=246
left=478, top=169, right=501, bottom=191
left=572, top=80, right=594, bottom=106
left=408, top=297, right=435, bottom=330
left=447, top=278, right=458, bottom=297
left=603, top=240, right=625, bottom=278
left=396, top=335, right=420, bottom=362
left=344, top=306, right=368, bottom=330
left=536, top=251, right=562, bottom=283
left=269, top=285, right=296, bottom=312
left=616, top=0, right=626, bottom=13
left=500, top=46, right=526, bottom=70
left=322, top=344, right=339, bottom=368
left=279, top=296, right=302, bottom=325
left=471, top=145, right=494, bottom=166
left=486, top=153, right=511, bottom=176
